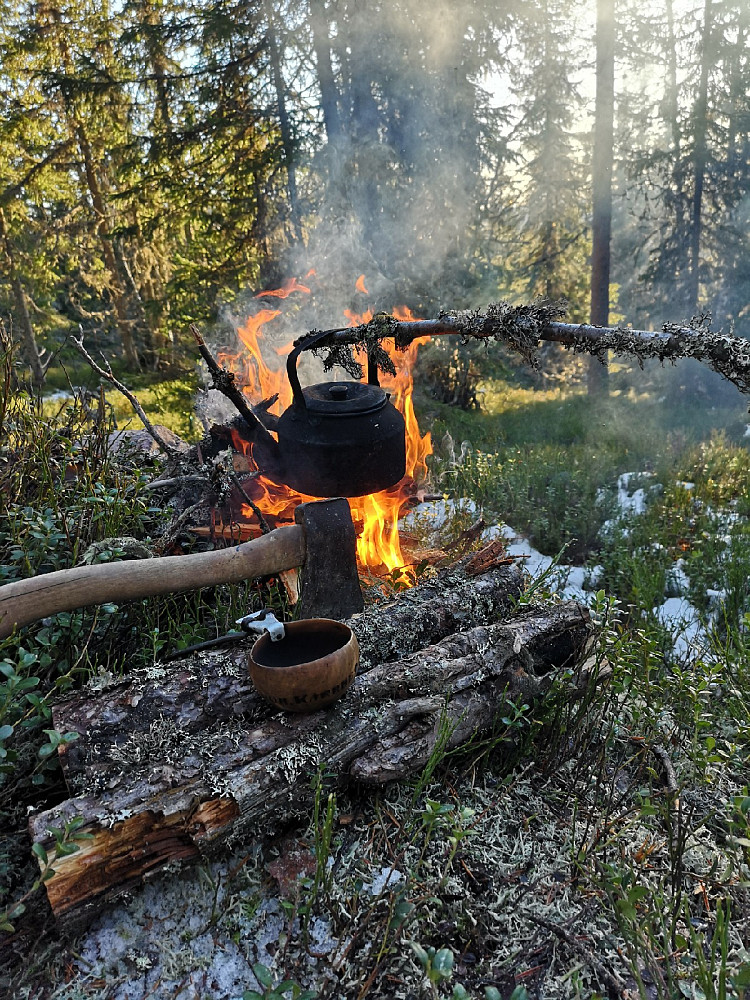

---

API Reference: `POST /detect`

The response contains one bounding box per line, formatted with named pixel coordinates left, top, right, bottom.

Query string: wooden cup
left=248, top=619, right=359, bottom=712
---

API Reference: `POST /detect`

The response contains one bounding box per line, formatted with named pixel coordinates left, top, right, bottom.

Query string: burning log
left=28, top=581, right=591, bottom=930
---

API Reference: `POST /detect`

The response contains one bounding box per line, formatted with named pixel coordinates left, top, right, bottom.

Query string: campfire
left=214, top=276, right=433, bottom=579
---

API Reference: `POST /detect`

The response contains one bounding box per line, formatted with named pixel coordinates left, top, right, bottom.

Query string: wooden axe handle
left=0, top=525, right=306, bottom=638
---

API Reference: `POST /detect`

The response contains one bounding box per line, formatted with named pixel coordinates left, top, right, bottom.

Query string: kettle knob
left=328, top=384, right=349, bottom=400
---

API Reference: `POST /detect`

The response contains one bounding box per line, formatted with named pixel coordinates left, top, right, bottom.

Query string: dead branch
left=295, top=305, right=750, bottom=397
left=189, top=324, right=273, bottom=440
left=528, top=913, right=631, bottom=1000
left=71, top=331, right=179, bottom=457
left=231, top=473, right=272, bottom=535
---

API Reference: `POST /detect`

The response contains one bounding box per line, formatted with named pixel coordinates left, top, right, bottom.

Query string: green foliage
left=242, top=961, right=317, bottom=1000
left=409, top=942, right=455, bottom=990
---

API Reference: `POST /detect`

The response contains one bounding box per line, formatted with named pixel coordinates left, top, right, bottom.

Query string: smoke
left=199, top=0, right=493, bottom=426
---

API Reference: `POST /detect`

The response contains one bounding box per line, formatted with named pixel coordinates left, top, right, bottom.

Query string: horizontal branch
left=297, top=305, right=750, bottom=396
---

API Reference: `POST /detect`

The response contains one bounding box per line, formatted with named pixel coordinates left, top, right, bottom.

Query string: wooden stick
left=294, top=307, right=750, bottom=396
left=71, top=332, right=180, bottom=456
left=0, top=525, right=305, bottom=638
left=190, top=324, right=275, bottom=441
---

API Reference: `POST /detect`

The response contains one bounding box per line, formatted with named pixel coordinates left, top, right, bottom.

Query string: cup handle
left=236, top=608, right=286, bottom=642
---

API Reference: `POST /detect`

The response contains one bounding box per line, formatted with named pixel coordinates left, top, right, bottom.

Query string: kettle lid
left=301, top=381, right=388, bottom=417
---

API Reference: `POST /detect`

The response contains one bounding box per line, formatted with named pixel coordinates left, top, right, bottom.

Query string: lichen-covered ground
left=35, top=739, right=750, bottom=1000
left=11, top=505, right=750, bottom=1000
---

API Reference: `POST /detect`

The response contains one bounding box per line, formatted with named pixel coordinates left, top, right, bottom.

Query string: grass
left=420, top=358, right=750, bottom=565
left=2, top=344, right=750, bottom=998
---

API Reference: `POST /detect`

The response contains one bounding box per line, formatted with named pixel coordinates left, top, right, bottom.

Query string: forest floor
left=2, top=355, right=750, bottom=1000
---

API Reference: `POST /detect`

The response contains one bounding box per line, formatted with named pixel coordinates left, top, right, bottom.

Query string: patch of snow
left=62, top=858, right=302, bottom=1000
left=558, top=566, right=589, bottom=602
left=495, top=525, right=601, bottom=605
left=653, top=597, right=707, bottom=661
left=43, top=389, right=75, bottom=402
left=616, top=472, right=648, bottom=515
left=364, top=865, right=405, bottom=896
left=706, top=588, right=727, bottom=606
left=666, top=560, right=690, bottom=597
left=480, top=524, right=505, bottom=542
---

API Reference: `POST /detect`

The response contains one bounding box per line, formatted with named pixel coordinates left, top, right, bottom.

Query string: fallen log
left=52, top=562, right=524, bottom=784
left=28, top=596, right=591, bottom=931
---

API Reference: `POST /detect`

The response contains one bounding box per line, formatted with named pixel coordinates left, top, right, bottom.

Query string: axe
left=0, top=498, right=364, bottom=638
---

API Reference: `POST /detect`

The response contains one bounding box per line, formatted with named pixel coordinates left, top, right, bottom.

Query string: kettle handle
left=286, top=330, right=381, bottom=411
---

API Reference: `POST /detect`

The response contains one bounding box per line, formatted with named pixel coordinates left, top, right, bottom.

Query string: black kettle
left=244, top=331, right=407, bottom=498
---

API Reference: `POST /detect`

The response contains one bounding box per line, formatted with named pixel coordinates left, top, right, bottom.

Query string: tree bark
left=0, top=208, right=46, bottom=385
left=310, top=0, right=342, bottom=146
left=587, top=0, right=615, bottom=396
left=688, top=0, right=713, bottom=314
left=664, top=0, right=686, bottom=291
left=265, top=0, right=303, bottom=244
left=28, top=597, right=591, bottom=929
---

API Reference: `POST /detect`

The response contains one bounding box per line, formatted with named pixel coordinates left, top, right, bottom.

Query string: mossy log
left=302, top=305, right=750, bottom=397
left=54, top=562, right=524, bottom=783
left=28, top=587, right=592, bottom=931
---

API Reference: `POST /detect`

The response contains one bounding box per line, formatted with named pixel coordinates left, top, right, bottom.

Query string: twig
left=153, top=501, right=204, bottom=555
left=649, top=743, right=679, bottom=797
left=189, top=324, right=268, bottom=438
left=231, top=474, right=272, bottom=535
left=143, top=475, right=209, bottom=492
left=71, top=330, right=179, bottom=457
left=628, top=737, right=680, bottom=806
left=528, top=913, right=631, bottom=1000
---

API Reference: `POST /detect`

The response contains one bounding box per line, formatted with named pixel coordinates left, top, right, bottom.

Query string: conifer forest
left=1, top=0, right=748, bottom=375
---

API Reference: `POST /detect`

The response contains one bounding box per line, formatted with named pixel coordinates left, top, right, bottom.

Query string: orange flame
left=255, top=276, right=312, bottom=299
left=355, top=274, right=368, bottom=294
left=222, top=278, right=432, bottom=578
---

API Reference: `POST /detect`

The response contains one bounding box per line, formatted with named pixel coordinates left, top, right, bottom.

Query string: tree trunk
left=660, top=0, right=690, bottom=311
left=54, top=563, right=524, bottom=782
left=264, top=0, right=303, bottom=244
left=688, top=0, right=713, bottom=315
left=73, top=122, right=141, bottom=370
left=587, top=0, right=615, bottom=396
left=310, top=0, right=342, bottom=146
left=726, top=3, right=748, bottom=180
left=0, top=208, right=46, bottom=385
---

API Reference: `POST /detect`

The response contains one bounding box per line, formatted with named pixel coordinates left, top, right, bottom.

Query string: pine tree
left=502, top=0, right=590, bottom=319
